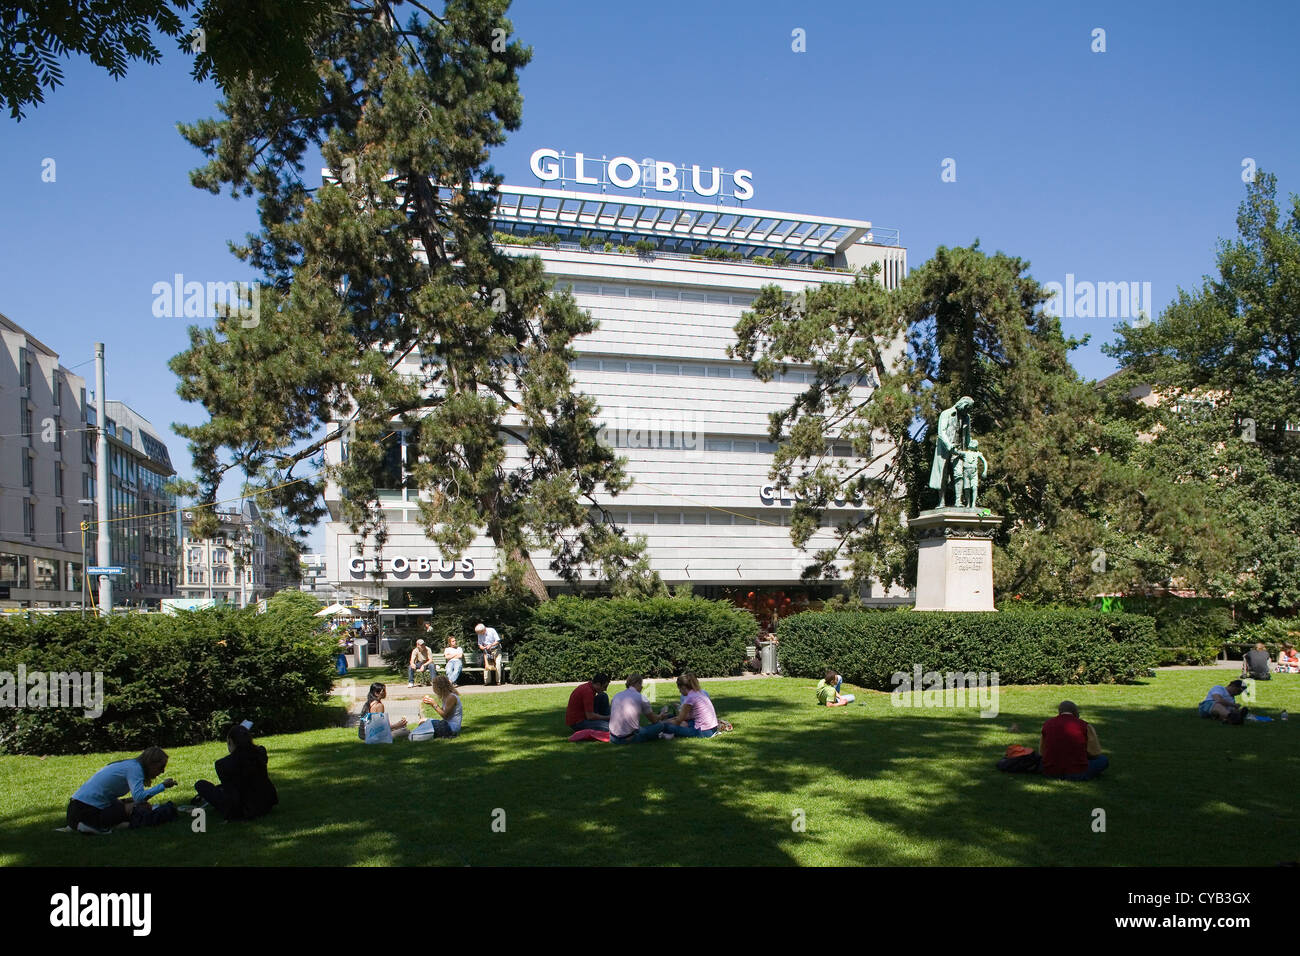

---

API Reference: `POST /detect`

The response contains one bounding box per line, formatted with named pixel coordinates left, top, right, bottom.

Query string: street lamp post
left=77, top=498, right=94, bottom=620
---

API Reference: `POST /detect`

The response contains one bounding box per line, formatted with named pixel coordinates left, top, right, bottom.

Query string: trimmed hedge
left=778, top=609, right=1156, bottom=688
left=509, top=595, right=755, bottom=684
left=0, top=605, right=337, bottom=755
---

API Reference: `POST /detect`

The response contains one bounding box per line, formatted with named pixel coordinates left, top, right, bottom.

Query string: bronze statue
left=928, top=396, right=974, bottom=506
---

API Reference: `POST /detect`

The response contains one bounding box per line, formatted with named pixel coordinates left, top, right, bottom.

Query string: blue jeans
left=1048, top=755, right=1109, bottom=781
left=445, top=658, right=462, bottom=684
left=570, top=719, right=609, bottom=733
left=408, top=664, right=433, bottom=683
left=660, top=723, right=718, bottom=738
left=611, top=722, right=671, bottom=744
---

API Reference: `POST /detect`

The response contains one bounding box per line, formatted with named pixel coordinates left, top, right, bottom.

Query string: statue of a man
left=928, top=396, right=974, bottom=505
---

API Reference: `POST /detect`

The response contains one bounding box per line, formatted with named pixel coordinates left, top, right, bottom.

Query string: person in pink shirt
left=662, top=673, right=730, bottom=738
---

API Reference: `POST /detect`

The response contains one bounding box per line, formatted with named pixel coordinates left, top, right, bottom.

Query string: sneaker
left=76, top=822, right=112, bottom=835
left=407, top=681, right=414, bottom=688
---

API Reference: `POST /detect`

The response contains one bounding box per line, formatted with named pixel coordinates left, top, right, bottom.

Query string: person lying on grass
left=1279, top=642, right=1299, bottom=674
left=66, top=746, right=178, bottom=834
left=1199, top=680, right=1248, bottom=723
left=418, top=674, right=463, bottom=739
left=608, top=673, right=673, bottom=744
left=191, top=723, right=279, bottom=821
left=1040, top=701, right=1109, bottom=780
left=661, top=673, right=732, bottom=738
left=816, top=669, right=856, bottom=707
left=360, top=682, right=408, bottom=737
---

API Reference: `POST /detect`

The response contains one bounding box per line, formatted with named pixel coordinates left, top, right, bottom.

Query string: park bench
left=413, top=649, right=511, bottom=684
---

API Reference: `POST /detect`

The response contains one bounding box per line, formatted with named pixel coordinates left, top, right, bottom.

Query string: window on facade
left=0, top=553, right=28, bottom=588
left=22, top=454, right=32, bottom=489
left=54, top=466, right=63, bottom=497
left=23, top=499, right=35, bottom=538
left=33, top=558, right=59, bottom=589
left=55, top=507, right=64, bottom=544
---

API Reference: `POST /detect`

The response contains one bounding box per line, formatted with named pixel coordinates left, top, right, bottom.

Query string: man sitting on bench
left=566, top=673, right=612, bottom=733
left=475, top=622, right=503, bottom=684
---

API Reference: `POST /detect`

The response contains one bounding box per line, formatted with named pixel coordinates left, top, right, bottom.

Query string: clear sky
left=1, top=0, right=1297, bottom=553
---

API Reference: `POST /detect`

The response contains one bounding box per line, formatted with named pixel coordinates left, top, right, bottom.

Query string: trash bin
left=760, top=641, right=778, bottom=675
left=353, top=637, right=370, bottom=667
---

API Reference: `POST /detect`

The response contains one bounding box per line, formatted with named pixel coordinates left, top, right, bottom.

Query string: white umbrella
left=315, top=603, right=354, bottom=618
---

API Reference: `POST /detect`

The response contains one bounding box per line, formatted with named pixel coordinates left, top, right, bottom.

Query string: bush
left=1235, top=615, right=1300, bottom=652
left=777, top=609, right=1156, bottom=688
left=1098, top=597, right=1235, bottom=666
left=0, top=606, right=338, bottom=755
left=509, top=595, right=755, bottom=684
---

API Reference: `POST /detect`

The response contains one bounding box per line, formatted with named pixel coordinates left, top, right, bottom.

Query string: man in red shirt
left=565, top=673, right=611, bottom=733
left=1040, top=700, right=1109, bottom=780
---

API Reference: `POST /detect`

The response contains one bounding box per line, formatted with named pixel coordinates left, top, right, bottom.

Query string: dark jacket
left=214, top=745, right=279, bottom=821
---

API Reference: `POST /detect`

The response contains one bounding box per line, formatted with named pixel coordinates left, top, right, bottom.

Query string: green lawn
left=2, top=671, right=1296, bottom=866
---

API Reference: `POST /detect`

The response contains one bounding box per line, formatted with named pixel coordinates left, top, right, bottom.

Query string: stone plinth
left=909, top=507, right=1002, bottom=612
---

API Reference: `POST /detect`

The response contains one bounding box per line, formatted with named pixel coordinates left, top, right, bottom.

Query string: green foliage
left=0, top=608, right=337, bottom=755
left=777, top=609, right=1157, bottom=688
left=633, top=239, right=656, bottom=254
left=1236, top=616, right=1300, bottom=650
left=1104, top=172, right=1300, bottom=615
left=700, top=246, right=743, bottom=261
left=770, top=252, right=790, bottom=265
left=1103, top=596, right=1236, bottom=666
left=0, top=0, right=340, bottom=121
left=732, top=242, right=1219, bottom=603
left=170, top=0, right=657, bottom=602
left=509, top=595, right=756, bottom=683
left=752, top=255, right=773, bottom=265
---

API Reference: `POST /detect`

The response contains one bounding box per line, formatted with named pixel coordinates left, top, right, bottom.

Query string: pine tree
left=169, top=0, right=655, bottom=601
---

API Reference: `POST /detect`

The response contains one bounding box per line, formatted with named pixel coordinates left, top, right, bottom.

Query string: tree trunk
left=509, top=546, right=550, bottom=602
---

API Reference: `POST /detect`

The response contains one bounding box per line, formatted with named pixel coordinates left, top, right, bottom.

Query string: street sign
left=87, top=567, right=125, bottom=575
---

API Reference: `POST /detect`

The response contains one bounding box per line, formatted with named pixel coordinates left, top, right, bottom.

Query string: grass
left=1, top=671, right=1297, bottom=866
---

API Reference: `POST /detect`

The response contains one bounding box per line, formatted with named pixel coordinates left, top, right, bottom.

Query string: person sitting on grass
left=1243, top=642, right=1273, bottom=681
left=662, top=673, right=731, bottom=738
left=442, top=635, right=465, bottom=685
left=1040, top=701, right=1109, bottom=780
left=565, top=673, right=611, bottom=733
left=1199, top=680, right=1248, bottom=723
left=67, top=746, right=178, bottom=834
left=609, top=673, right=672, bottom=744
left=816, top=669, right=855, bottom=707
left=418, top=674, right=463, bottom=739
left=1278, top=642, right=1299, bottom=674
left=192, top=723, right=279, bottom=821
left=360, top=682, right=408, bottom=737
left=408, top=638, right=436, bottom=687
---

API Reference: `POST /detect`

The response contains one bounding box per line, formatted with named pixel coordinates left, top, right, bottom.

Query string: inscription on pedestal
left=952, top=546, right=985, bottom=572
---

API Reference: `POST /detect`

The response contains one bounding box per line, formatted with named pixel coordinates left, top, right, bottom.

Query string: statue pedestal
left=909, top=508, right=1002, bottom=612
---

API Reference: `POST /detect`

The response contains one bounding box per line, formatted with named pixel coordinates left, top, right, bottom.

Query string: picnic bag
left=361, top=712, right=394, bottom=744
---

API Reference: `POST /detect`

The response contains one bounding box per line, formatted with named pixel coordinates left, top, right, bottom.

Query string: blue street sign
left=87, top=566, right=125, bottom=575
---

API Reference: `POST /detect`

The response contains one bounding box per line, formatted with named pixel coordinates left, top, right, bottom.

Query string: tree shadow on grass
left=4, top=680, right=1297, bottom=867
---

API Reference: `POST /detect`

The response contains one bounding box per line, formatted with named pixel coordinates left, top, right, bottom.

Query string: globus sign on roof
left=529, top=148, right=754, bottom=201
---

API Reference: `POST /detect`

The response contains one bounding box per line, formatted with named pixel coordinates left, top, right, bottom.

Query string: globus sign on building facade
left=348, top=556, right=475, bottom=579
left=529, top=148, right=754, bottom=202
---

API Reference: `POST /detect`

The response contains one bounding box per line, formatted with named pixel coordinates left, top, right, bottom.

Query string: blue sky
left=1, top=0, right=1297, bottom=552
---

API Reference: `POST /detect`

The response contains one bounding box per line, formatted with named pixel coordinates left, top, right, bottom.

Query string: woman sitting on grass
left=192, top=723, right=279, bottom=821
left=419, top=674, right=463, bottom=739
left=1278, top=642, right=1299, bottom=674
left=662, top=673, right=731, bottom=738
left=360, top=682, right=408, bottom=738
left=66, top=746, right=178, bottom=834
